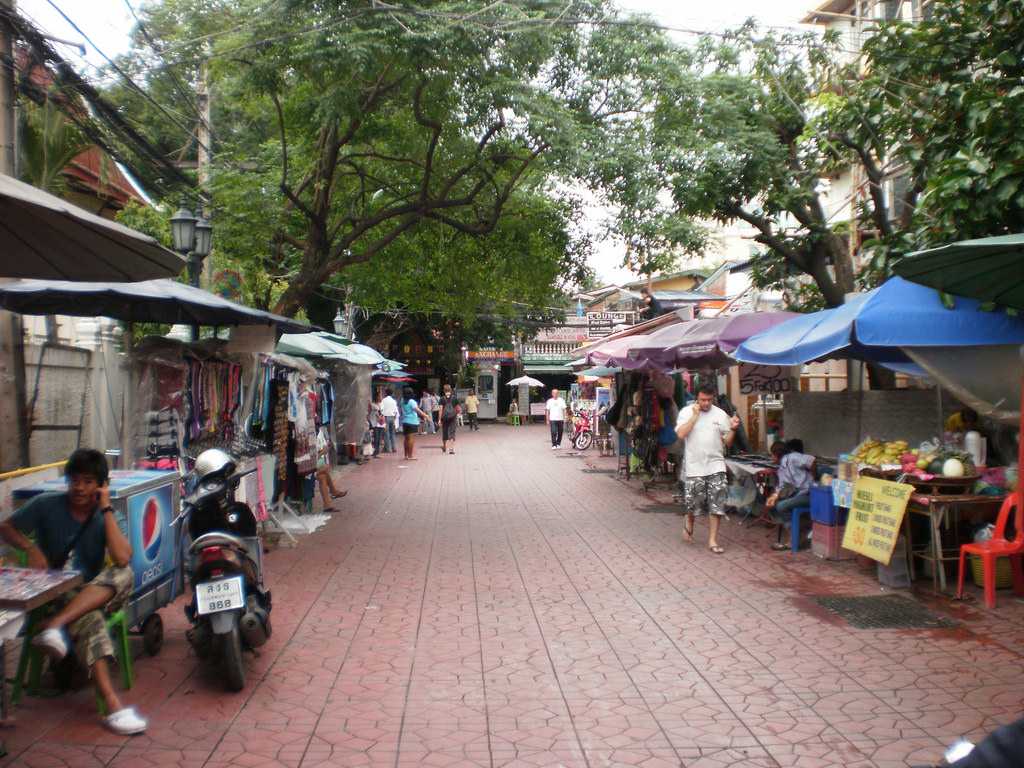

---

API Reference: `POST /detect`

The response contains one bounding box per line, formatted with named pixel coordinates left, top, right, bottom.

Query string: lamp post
left=333, top=305, right=351, bottom=340
left=171, top=202, right=213, bottom=340
left=170, top=203, right=213, bottom=288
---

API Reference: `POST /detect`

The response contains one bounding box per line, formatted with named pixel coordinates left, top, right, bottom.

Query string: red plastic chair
left=957, top=495, right=1024, bottom=608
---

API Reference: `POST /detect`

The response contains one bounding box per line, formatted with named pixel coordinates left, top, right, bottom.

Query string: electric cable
left=45, top=0, right=213, bottom=157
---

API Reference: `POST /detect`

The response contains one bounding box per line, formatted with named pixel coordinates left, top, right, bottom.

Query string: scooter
left=178, top=449, right=272, bottom=691
left=570, top=410, right=594, bottom=451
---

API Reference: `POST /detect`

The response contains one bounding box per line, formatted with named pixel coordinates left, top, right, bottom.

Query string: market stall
left=276, top=332, right=384, bottom=464
left=735, top=276, right=1024, bottom=589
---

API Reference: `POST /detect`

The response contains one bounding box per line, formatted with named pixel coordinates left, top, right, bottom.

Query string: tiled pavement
left=3, top=424, right=1024, bottom=768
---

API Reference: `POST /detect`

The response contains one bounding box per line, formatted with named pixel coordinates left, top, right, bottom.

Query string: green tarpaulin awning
left=277, top=331, right=384, bottom=365
left=896, top=233, right=1024, bottom=309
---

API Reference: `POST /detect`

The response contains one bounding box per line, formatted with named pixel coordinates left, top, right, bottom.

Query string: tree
left=108, top=0, right=646, bottom=319
left=17, top=99, right=91, bottom=194
left=590, top=27, right=873, bottom=309
left=847, top=0, right=1024, bottom=275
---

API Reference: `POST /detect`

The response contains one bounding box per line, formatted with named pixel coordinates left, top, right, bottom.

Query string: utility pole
left=196, top=55, right=212, bottom=284
left=0, top=0, right=29, bottom=471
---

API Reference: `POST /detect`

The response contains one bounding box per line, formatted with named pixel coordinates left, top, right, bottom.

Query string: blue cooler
left=13, top=470, right=182, bottom=630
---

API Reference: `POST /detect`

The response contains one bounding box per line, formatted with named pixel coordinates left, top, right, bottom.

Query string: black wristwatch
left=101, top=506, right=115, bottom=516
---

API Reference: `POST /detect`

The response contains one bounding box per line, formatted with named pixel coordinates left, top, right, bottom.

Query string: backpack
left=442, top=396, right=457, bottom=421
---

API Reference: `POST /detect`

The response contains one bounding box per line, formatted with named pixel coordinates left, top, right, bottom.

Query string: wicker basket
left=970, top=555, right=1014, bottom=589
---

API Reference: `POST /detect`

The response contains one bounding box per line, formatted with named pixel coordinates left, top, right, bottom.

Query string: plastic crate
left=810, top=486, right=847, bottom=526
left=812, top=522, right=854, bottom=561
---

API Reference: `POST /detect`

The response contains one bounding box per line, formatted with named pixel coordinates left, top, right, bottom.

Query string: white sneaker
left=104, top=706, right=148, bottom=735
left=551, top=445, right=557, bottom=450
left=31, top=628, right=69, bottom=660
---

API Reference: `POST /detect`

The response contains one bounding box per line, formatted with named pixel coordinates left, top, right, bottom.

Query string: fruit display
left=852, top=438, right=977, bottom=478
left=851, top=438, right=909, bottom=467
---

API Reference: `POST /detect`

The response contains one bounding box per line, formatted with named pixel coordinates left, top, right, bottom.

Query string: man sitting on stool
left=765, top=439, right=816, bottom=551
left=0, top=449, right=148, bottom=734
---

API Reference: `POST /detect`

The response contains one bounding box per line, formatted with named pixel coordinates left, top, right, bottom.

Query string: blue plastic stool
left=789, top=506, right=811, bottom=552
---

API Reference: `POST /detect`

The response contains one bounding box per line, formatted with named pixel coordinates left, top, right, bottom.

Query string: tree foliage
left=106, top=0, right=643, bottom=323
left=849, top=0, right=1024, bottom=274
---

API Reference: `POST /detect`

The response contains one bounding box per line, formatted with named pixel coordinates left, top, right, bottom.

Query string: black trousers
left=549, top=420, right=564, bottom=446
left=468, top=413, right=478, bottom=430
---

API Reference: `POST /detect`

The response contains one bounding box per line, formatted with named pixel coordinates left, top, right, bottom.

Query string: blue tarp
left=734, top=277, right=1024, bottom=367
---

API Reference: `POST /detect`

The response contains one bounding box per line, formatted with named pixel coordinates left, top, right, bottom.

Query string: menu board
left=841, top=476, right=914, bottom=565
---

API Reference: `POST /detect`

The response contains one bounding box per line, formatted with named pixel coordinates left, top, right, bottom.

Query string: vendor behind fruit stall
left=945, top=407, right=981, bottom=435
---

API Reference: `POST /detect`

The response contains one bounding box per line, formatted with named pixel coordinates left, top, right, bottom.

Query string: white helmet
left=193, top=448, right=236, bottom=482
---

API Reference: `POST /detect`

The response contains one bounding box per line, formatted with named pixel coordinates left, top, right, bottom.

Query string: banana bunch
left=852, top=438, right=909, bottom=467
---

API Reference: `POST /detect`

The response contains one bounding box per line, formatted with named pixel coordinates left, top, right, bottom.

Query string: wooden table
left=0, top=568, right=83, bottom=723
left=0, top=568, right=82, bottom=612
left=904, top=493, right=1005, bottom=592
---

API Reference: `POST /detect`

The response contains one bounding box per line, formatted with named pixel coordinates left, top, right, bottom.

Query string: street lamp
left=333, top=306, right=351, bottom=340
left=170, top=202, right=213, bottom=288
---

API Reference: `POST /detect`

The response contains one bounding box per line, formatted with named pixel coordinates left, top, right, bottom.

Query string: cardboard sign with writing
left=738, top=364, right=797, bottom=396
left=841, top=476, right=914, bottom=565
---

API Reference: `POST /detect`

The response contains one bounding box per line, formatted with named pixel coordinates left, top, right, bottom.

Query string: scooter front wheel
left=574, top=431, right=593, bottom=451
left=221, top=623, right=246, bottom=692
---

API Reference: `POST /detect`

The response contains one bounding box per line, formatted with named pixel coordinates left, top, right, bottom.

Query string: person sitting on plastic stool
left=765, top=439, right=816, bottom=551
left=0, top=449, right=148, bottom=735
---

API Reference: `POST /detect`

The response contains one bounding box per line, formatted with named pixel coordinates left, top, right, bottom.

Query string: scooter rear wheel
left=221, top=624, right=246, bottom=692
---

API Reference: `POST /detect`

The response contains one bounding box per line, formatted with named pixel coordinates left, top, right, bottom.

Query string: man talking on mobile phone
left=0, top=449, right=148, bottom=734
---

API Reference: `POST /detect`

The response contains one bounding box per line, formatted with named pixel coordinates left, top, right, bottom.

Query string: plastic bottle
left=965, top=430, right=986, bottom=468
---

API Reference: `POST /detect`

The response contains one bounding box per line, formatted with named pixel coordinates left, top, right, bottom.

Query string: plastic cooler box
left=809, top=485, right=848, bottom=526
left=12, top=470, right=182, bottom=629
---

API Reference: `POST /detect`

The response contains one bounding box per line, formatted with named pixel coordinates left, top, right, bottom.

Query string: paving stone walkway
left=3, top=424, right=1023, bottom=768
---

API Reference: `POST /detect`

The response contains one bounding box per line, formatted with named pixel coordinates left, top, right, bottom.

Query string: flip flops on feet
left=682, top=521, right=694, bottom=544
left=709, top=545, right=725, bottom=554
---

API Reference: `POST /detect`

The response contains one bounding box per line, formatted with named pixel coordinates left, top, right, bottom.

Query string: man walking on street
left=465, top=389, right=480, bottom=431
left=545, top=388, right=567, bottom=449
left=676, top=384, right=740, bottom=554
left=419, top=390, right=435, bottom=435
left=379, top=388, right=399, bottom=454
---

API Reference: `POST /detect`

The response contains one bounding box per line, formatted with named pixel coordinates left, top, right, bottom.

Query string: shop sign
left=535, top=326, right=589, bottom=342
left=841, top=476, right=914, bottom=565
left=468, top=349, right=515, bottom=363
left=738, top=364, right=798, bottom=395
left=587, top=311, right=636, bottom=338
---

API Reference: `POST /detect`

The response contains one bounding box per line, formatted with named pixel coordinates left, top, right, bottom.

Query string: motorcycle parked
left=179, top=449, right=272, bottom=691
left=570, top=410, right=594, bottom=451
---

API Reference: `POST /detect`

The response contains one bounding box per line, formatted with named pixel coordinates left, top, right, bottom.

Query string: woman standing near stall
left=401, top=387, right=430, bottom=460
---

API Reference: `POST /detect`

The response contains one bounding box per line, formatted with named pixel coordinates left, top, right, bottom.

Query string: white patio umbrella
left=507, top=375, right=544, bottom=387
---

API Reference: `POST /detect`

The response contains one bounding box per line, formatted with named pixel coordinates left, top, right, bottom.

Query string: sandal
left=771, top=542, right=789, bottom=551
left=709, top=545, right=725, bottom=555
left=682, top=519, right=694, bottom=543
left=331, top=491, right=348, bottom=499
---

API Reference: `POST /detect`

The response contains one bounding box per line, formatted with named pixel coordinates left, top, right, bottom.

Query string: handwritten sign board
left=841, top=476, right=914, bottom=565
left=738, top=364, right=798, bottom=396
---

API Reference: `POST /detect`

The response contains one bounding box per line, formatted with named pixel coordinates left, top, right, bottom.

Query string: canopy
left=628, top=311, right=796, bottom=370
left=276, top=332, right=384, bottom=365
left=507, top=375, right=544, bottom=388
left=734, top=277, right=1024, bottom=367
left=587, top=333, right=657, bottom=370
left=895, top=234, right=1024, bottom=429
left=0, top=278, right=309, bottom=331
left=895, top=233, right=1024, bottom=309
left=0, top=173, right=185, bottom=281
left=577, top=365, right=621, bottom=378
